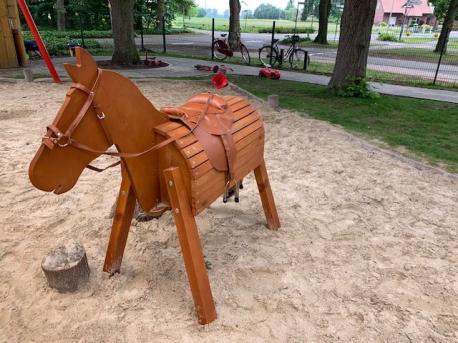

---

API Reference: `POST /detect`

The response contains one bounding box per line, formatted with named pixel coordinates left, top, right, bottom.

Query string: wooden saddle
left=161, top=92, right=236, bottom=183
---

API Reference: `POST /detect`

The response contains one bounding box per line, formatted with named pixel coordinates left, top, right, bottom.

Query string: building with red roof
left=374, top=0, right=436, bottom=26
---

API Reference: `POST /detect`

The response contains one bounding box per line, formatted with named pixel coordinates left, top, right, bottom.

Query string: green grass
left=369, top=47, right=458, bottom=65
left=229, top=75, right=458, bottom=172
left=174, top=16, right=339, bottom=34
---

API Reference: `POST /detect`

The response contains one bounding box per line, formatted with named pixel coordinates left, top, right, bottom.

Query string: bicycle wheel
left=259, top=45, right=279, bottom=67
left=212, top=40, right=227, bottom=61
left=240, top=44, right=251, bottom=65
left=289, top=48, right=310, bottom=69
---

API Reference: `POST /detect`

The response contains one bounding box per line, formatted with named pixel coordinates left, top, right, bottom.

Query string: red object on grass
left=17, top=0, right=61, bottom=83
left=259, top=68, right=280, bottom=79
left=211, top=72, right=228, bottom=89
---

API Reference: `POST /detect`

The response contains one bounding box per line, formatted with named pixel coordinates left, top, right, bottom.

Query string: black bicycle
left=258, top=34, right=309, bottom=69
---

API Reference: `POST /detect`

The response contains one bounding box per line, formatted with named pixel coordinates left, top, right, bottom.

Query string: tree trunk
left=329, top=0, right=377, bottom=90
left=156, top=0, right=165, bottom=31
left=228, top=0, right=241, bottom=49
left=434, top=0, right=458, bottom=53
left=109, top=0, right=139, bottom=65
left=55, top=0, right=65, bottom=31
left=314, top=0, right=331, bottom=44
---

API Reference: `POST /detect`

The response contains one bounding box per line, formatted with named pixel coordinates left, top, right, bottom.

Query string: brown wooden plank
left=233, top=105, right=257, bottom=122
left=192, top=148, right=264, bottom=214
left=232, top=112, right=260, bottom=134
left=163, top=167, right=217, bottom=325
left=186, top=150, right=209, bottom=169
left=182, top=140, right=204, bottom=159
left=103, top=166, right=136, bottom=274
left=254, top=161, right=281, bottom=230
left=234, top=120, right=263, bottom=142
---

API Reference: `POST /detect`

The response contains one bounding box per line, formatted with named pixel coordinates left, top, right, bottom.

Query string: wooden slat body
left=155, top=96, right=265, bottom=215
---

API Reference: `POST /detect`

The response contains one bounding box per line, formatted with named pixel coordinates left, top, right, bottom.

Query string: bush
left=280, top=36, right=311, bottom=45
left=140, top=27, right=192, bottom=34
left=378, top=22, right=388, bottom=27
left=258, top=26, right=315, bottom=34
left=23, top=31, right=100, bottom=56
left=337, top=78, right=379, bottom=99
left=378, top=32, right=398, bottom=41
left=24, top=30, right=112, bottom=39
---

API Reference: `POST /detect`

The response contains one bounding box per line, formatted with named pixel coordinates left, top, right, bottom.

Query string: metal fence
left=141, top=16, right=458, bottom=89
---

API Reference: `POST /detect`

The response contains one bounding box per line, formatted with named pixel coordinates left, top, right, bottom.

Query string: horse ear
left=74, top=47, right=97, bottom=69
left=63, top=63, right=79, bottom=82
left=63, top=48, right=98, bottom=86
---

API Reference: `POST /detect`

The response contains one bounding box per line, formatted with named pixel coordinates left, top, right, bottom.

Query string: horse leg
left=254, top=160, right=281, bottom=230
left=163, top=167, right=217, bottom=325
left=103, top=166, right=136, bottom=274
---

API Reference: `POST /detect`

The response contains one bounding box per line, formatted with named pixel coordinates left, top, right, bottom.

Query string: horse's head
left=29, top=48, right=111, bottom=194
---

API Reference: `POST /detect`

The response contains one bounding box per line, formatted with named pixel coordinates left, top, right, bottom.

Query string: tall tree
left=109, top=0, right=139, bottom=65
left=329, top=0, right=377, bottom=90
left=433, top=0, right=458, bottom=53
left=314, top=0, right=332, bottom=44
left=55, top=0, right=66, bottom=31
left=155, top=0, right=165, bottom=30
left=228, top=0, right=241, bottom=49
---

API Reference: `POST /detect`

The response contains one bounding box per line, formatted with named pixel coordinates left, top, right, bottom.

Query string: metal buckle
left=97, top=112, right=105, bottom=120
left=56, top=134, right=71, bottom=147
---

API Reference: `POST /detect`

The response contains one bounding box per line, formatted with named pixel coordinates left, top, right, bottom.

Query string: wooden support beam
left=163, top=167, right=217, bottom=325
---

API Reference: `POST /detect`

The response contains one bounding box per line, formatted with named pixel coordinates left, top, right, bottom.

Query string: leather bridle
left=41, top=68, right=176, bottom=172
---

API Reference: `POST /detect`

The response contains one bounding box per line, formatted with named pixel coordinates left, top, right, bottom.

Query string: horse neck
left=97, top=70, right=169, bottom=211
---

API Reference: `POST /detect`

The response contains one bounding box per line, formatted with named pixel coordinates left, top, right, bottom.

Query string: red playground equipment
left=16, top=0, right=61, bottom=83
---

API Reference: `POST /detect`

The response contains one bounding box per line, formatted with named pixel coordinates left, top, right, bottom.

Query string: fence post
left=79, top=15, right=85, bottom=48
left=433, top=26, right=450, bottom=85
left=270, top=20, right=276, bottom=67
left=162, top=16, right=166, bottom=53
left=211, top=18, right=215, bottom=60
left=303, top=51, right=308, bottom=70
left=140, top=14, right=144, bottom=51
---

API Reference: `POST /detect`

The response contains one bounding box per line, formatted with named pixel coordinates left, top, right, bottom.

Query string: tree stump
left=23, top=68, right=33, bottom=82
left=41, top=241, right=90, bottom=292
left=267, top=94, right=279, bottom=111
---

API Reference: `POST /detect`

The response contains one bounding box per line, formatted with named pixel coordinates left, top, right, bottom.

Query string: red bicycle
left=212, top=33, right=251, bottom=65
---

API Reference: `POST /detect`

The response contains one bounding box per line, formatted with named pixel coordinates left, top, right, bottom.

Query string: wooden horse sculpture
left=29, top=48, right=280, bottom=325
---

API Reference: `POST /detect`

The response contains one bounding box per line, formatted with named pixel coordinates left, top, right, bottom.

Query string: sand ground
left=0, top=79, right=457, bottom=342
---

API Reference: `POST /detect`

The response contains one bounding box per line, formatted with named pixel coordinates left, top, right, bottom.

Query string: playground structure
left=0, top=0, right=60, bottom=82
left=0, top=0, right=27, bottom=68
left=28, top=48, right=280, bottom=325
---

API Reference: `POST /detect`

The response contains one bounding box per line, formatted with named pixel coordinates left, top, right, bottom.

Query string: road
left=96, top=31, right=458, bottom=84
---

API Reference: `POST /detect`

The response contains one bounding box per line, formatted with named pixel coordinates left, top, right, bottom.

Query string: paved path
left=3, top=55, right=458, bottom=104
left=107, top=32, right=458, bottom=83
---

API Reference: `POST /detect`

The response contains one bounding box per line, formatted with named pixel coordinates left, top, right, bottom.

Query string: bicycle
left=212, top=33, right=251, bottom=65
left=258, top=34, right=309, bottom=69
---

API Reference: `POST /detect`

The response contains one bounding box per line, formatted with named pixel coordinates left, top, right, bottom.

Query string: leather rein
left=41, top=68, right=176, bottom=172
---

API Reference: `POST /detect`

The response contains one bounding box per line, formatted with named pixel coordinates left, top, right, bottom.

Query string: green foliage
left=23, top=31, right=100, bottom=56
left=429, top=0, right=458, bottom=20
left=378, top=33, right=399, bottom=41
left=378, top=21, right=388, bottom=27
left=258, top=26, right=315, bottom=33
left=337, top=78, right=380, bottom=99
left=254, top=3, right=284, bottom=19
left=280, top=36, right=312, bottom=44
left=23, top=30, right=112, bottom=39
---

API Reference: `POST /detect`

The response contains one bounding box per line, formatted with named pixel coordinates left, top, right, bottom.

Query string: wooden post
left=42, top=241, right=90, bottom=292
left=267, top=95, right=279, bottom=110
left=163, top=167, right=217, bottom=325
left=103, top=166, right=136, bottom=274
left=254, top=160, right=280, bottom=230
